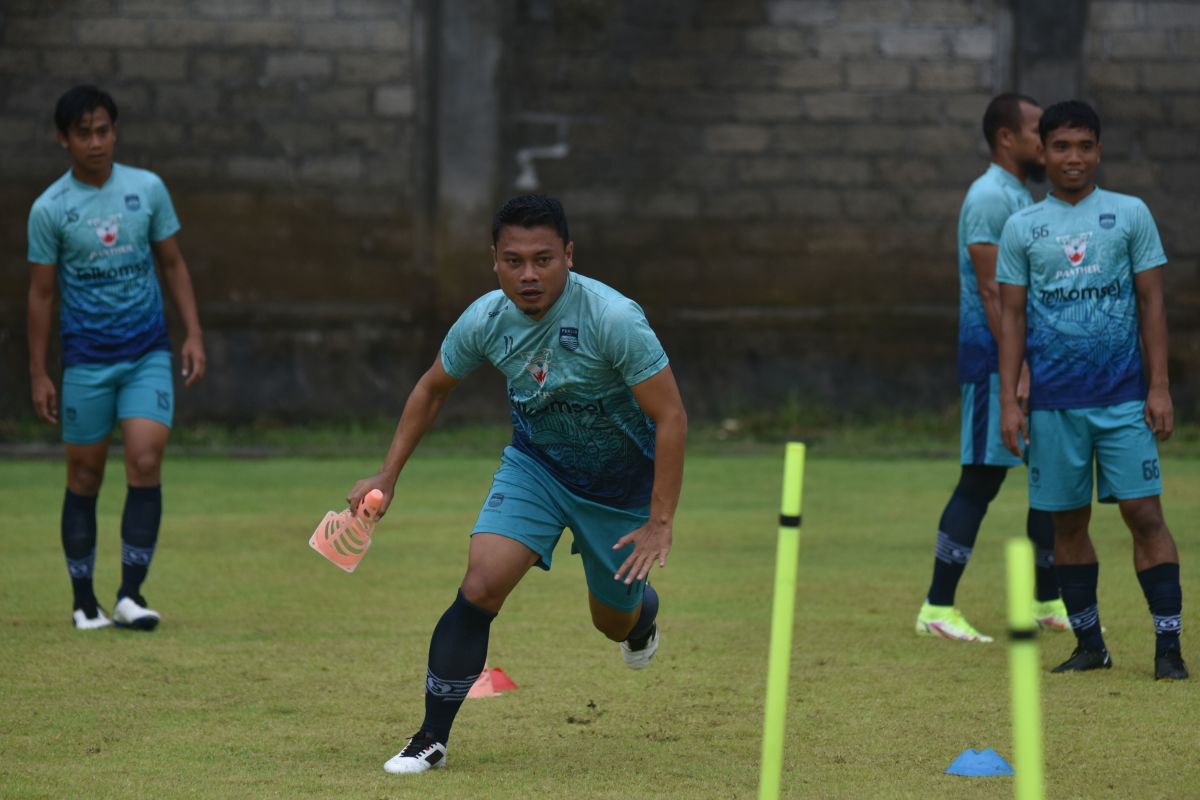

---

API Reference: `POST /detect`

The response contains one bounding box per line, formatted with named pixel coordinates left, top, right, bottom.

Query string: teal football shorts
left=1027, top=400, right=1162, bottom=511
left=471, top=446, right=651, bottom=612
left=961, top=373, right=1024, bottom=467
left=61, top=350, right=174, bottom=445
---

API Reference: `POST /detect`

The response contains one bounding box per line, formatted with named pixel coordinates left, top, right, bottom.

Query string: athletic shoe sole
left=114, top=617, right=159, bottom=631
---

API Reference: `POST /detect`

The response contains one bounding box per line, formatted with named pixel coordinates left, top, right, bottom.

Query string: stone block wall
left=507, top=0, right=1011, bottom=414
left=1, top=0, right=1198, bottom=423
left=0, top=0, right=429, bottom=421
left=1085, top=2, right=1200, bottom=419
left=506, top=0, right=1200, bottom=416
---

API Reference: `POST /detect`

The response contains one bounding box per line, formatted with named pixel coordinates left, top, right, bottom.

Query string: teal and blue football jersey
left=996, top=187, right=1167, bottom=410
left=957, top=163, right=1033, bottom=382
left=28, top=164, right=180, bottom=367
left=441, top=272, right=669, bottom=508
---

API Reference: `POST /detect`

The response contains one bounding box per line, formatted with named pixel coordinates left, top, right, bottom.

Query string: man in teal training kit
left=997, top=100, right=1186, bottom=681
left=27, top=86, right=206, bottom=631
left=916, top=93, right=1070, bottom=642
left=347, top=195, right=688, bottom=774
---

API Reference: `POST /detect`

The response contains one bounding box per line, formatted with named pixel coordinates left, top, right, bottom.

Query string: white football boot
left=113, top=595, right=161, bottom=631
left=73, top=601, right=113, bottom=630
left=384, top=731, right=447, bottom=774
left=621, top=622, right=659, bottom=669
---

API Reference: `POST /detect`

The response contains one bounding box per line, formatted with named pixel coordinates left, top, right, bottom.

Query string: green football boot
left=1032, top=599, right=1072, bottom=632
left=915, top=603, right=994, bottom=642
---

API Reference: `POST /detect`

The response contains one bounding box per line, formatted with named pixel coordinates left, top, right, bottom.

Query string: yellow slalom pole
left=760, top=442, right=806, bottom=800
left=1006, top=538, right=1044, bottom=800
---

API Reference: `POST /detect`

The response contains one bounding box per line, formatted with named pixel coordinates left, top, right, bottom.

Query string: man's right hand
left=1000, top=398, right=1028, bottom=458
left=347, top=471, right=396, bottom=521
left=32, top=374, right=58, bottom=424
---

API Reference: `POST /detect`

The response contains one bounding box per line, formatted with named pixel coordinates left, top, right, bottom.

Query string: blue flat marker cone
left=945, top=748, right=1014, bottom=777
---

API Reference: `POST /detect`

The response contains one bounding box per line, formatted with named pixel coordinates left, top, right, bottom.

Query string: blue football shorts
left=471, top=445, right=651, bottom=613
left=961, top=373, right=1023, bottom=467
left=61, top=350, right=174, bottom=446
left=1027, top=400, right=1162, bottom=512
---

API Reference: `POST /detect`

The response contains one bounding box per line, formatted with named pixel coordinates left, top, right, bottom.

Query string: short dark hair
left=1039, top=100, right=1101, bottom=143
left=54, top=85, right=119, bottom=136
left=492, top=195, right=569, bottom=246
left=982, top=93, right=1039, bottom=149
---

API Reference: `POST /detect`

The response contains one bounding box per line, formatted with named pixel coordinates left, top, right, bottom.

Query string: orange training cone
left=467, top=666, right=498, bottom=698
left=489, top=667, right=518, bottom=692
left=309, top=489, right=383, bottom=573
left=466, top=663, right=519, bottom=698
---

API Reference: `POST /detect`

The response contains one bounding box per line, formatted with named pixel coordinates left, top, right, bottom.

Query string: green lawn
left=0, top=453, right=1196, bottom=799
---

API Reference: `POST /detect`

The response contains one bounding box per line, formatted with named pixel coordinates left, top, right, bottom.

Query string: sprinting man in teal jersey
left=345, top=195, right=687, bottom=774
left=997, top=101, right=1186, bottom=681
left=916, top=94, right=1071, bottom=643
left=27, top=86, right=206, bottom=632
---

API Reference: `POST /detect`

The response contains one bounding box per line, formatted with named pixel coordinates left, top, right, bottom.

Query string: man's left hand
left=613, top=519, right=672, bottom=585
left=182, top=334, right=207, bottom=387
left=1146, top=386, right=1174, bottom=441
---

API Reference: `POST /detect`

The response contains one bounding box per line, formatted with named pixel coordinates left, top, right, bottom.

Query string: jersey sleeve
left=27, top=202, right=60, bottom=265
left=1128, top=200, right=1167, bottom=274
left=439, top=303, right=488, bottom=379
left=961, top=189, right=1011, bottom=246
left=148, top=175, right=182, bottom=242
left=994, top=217, right=1030, bottom=286
left=601, top=300, right=669, bottom=387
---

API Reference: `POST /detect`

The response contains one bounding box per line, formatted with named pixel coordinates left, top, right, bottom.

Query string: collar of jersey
left=67, top=162, right=119, bottom=193
left=511, top=271, right=576, bottom=328
left=1045, top=184, right=1102, bottom=210
left=986, top=161, right=1025, bottom=190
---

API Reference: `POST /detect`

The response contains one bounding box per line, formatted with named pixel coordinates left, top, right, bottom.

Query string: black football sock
left=926, top=465, right=1007, bottom=606
left=1027, top=508, right=1059, bottom=602
left=1137, top=562, right=1182, bottom=653
left=627, top=584, right=659, bottom=645
left=421, top=589, right=497, bottom=744
left=118, top=485, right=161, bottom=601
left=62, top=489, right=99, bottom=611
left=1057, top=563, right=1106, bottom=651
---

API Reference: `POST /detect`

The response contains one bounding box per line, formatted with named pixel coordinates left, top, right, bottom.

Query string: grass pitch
left=1, top=452, right=1196, bottom=799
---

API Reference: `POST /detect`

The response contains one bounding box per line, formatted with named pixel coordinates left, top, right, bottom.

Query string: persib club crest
left=559, top=326, right=579, bottom=351
left=1099, top=213, right=1116, bottom=230
left=523, top=349, right=553, bottom=388
left=125, top=194, right=140, bottom=211
left=93, top=214, right=121, bottom=247
left=1056, top=231, right=1092, bottom=266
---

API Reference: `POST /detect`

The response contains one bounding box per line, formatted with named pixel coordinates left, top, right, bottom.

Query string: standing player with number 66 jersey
left=996, top=101, right=1186, bottom=682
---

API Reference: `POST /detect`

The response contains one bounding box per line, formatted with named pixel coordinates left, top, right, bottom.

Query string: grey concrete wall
left=1084, top=1, right=1200, bottom=420
left=0, top=0, right=434, bottom=421
left=2, top=0, right=1198, bottom=423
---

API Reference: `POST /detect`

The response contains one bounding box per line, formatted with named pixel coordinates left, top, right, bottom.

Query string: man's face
left=58, top=107, right=116, bottom=173
left=1016, top=102, right=1046, bottom=182
left=1044, top=125, right=1101, bottom=195
left=492, top=225, right=573, bottom=320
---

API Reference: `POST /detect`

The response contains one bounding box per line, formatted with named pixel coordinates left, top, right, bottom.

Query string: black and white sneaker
left=384, top=731, right=447, bottom=774
left=113, top=594, right=161, bottom=631
left=1155, top=647, right=1189, bottom=682
left=621, top=622, right=659, bottom=670
left=1051, top=645, right=1112, bottom=673
left=72, top=599, right=113, bottom=630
